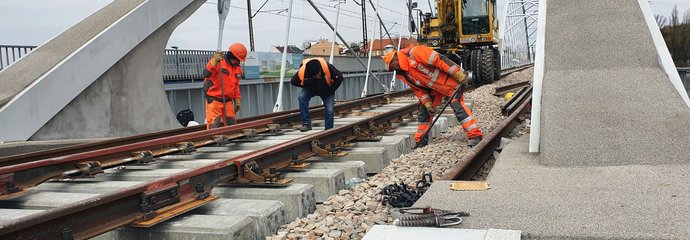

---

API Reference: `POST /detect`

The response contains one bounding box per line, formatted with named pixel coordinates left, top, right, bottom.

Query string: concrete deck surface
left=414, top=136, right=690, bottom=239
left=539, top=0, right=690, bottom=166
left=363, top=225, right=520, bottom=240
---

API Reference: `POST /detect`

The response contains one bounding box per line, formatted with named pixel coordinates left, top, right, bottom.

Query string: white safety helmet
left=383, top=44, right=396, bottom=55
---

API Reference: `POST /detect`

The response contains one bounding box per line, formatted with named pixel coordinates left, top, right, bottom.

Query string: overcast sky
left=1, top=0, right=689, bottom=51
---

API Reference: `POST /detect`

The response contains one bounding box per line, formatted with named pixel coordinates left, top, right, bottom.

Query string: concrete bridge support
left=0, top=0, right=206, bottom=141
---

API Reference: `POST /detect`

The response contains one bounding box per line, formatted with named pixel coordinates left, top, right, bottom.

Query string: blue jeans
left=298, top=89, right=335, bottom=129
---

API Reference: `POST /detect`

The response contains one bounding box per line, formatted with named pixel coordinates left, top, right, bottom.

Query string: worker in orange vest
left=382, top=45, right=483, bottom=147
left=290, top=58, right=344, bottom=131
left=202, top=43, right=247, bottom=129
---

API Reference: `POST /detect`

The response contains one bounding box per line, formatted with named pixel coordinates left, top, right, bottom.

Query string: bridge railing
left=163, top=49, right=215, bottom=81
left=0, top=45, right=36, bottom=71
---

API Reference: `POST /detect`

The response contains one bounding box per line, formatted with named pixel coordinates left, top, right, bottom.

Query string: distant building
left=304, top=39, right=345, bottom=56
left=270, top=45, right=303, bottom=54
left=360, top=38, right=417, bottom=56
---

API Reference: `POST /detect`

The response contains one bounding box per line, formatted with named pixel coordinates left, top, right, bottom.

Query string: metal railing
left=1, top=46, right=387, bottom=81
left=163, top=49, right=215, bottom=81
left=161, top=49, right=388, bottom=81
left=164, top=71, right=403, bottom=124
left=0, top=45, right=36, bottom=71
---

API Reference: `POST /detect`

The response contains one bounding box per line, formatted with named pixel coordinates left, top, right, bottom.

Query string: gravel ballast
left=267, top=68, right=534, bottom=240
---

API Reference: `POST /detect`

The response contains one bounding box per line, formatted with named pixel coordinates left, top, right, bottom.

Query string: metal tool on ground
left=410, top=71, right=472, bottom=149
left=216, top=0, right=231, bottom=126
left=393, top=207, right=469, bottom=227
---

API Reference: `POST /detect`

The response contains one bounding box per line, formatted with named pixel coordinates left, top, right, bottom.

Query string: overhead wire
left=204, top=1, right=370, bottom=30
left=204, top=0, right=412, bottom=42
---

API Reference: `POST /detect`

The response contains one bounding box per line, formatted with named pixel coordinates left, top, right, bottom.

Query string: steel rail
left=0, top=89, right=413, bottom=168
left=0, top=64, right=533, bottom=238
left=0, top=90, right=413, bottom=197
left=494, top=80, right=531, bottom=96
left=0, top=120, right=272, bottom=198
left=441, top=93, right=532, bottom=180
left=0, top=102, right=418, bottom=240
left=502, top=85, right=532, bottom=116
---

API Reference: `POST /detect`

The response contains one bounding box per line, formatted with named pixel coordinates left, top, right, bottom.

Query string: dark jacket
left=290, top=62, right=344, bottom=97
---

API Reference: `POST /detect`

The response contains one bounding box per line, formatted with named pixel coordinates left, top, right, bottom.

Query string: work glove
left=424, top=102, right=437, bottom=114
left=234, top=98, right=241, bottom=112
left=452, top=70, right=468, bottom=85
left=209, top=51, right=223, bottom=67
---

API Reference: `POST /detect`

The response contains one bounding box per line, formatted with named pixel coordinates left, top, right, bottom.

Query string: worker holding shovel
left=382, top=45, right=483, bottom=148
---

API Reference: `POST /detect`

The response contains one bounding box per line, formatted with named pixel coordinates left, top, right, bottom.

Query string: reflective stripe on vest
left=427, top=51, right=437, bottom=65
left=298, top=58, right=333, bottom=86
left=407, top=47, right=441, bottom=88
left=420, top=94, right=431, bottom=103
left=449, top=65, right=458, bottom=74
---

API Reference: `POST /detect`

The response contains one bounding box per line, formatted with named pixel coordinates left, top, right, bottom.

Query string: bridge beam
left=0, top=0, right=206, bottom=141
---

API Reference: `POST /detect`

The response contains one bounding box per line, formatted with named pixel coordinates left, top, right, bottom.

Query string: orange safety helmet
left=228, top=43, right=248, bottom=61
left=382, top=50, right=396, bottom=71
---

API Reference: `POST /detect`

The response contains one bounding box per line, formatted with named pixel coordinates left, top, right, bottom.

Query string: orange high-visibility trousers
left=205, top=100, right=237, bottom=129
left=449, top=97, right=482, bottom=138
left=415, top=94, right=483, bottom=145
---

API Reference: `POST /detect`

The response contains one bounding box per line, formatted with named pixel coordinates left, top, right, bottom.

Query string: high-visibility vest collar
left=298, top=58, right=333, bottom=86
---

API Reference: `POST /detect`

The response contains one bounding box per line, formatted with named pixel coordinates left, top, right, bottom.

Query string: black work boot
left=414, top=140, right=428, bottom=149
left=299, top=124, right=312, bottom=132
left=467, top=137, right=482, bottom=147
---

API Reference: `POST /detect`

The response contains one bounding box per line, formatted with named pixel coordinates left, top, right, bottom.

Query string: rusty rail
left=0, top=102, right=417, bottom=239
left=0, top=90, right=412, bottom=198
left=494, top=80, right=531, bottom=96
left=0, top=64, right=533, bottom=239
left=441, top=93, right=532, bottom=180
left=502, top=86, right=532, bottom=116
left=0, top=89, right=412, bottom=168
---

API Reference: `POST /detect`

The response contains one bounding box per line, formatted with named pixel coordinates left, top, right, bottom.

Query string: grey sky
left=1, top=0, right=688, bottom=51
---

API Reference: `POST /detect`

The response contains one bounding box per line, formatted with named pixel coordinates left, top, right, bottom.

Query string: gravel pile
left=267, top=68, right=534, bottom=240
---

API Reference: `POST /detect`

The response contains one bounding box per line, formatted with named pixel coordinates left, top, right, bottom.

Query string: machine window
left=462, top=0, right=489, bottom=18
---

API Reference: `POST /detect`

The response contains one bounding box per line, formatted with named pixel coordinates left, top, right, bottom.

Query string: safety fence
left=0, top=45, right=36, bottom=71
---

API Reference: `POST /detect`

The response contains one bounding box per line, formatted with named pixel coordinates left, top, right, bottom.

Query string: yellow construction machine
left=418, top=0, right=500, bottom=84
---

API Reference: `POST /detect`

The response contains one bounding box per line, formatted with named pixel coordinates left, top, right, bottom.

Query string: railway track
left=443, top=70, right=533, bottom=180
left=0, top=65, right=532, bottom=240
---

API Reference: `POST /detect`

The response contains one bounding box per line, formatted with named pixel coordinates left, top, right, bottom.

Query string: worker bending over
left=291, top=58, right=344, bottom=131
left=382, top=45, right=483, bottom=147
left=203, top=43, right=247, bottom=129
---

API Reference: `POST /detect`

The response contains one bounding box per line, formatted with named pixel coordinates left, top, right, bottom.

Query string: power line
left=204, top=1, right=369, bottom=31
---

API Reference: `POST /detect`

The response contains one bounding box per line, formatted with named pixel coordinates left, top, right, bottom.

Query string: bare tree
left=302, top=39, right=317, bottom=51
left=670, top=5, right=679, bottom=54
left=655, top=14, right=667, bottom=28
left=671, top=5, right=679, bottom=26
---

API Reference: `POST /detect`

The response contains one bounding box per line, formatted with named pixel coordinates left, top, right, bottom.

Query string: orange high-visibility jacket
left=203, top=57, right=242, bottom=100
left=297, top=58, right=333, bottom=86
left=394, top=45, right=464, bottom=106
left=291, top=58, right=344, bottom=97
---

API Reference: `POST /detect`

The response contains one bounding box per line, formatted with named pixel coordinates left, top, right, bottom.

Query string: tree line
left=656, top=5, right=690, bottom=67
